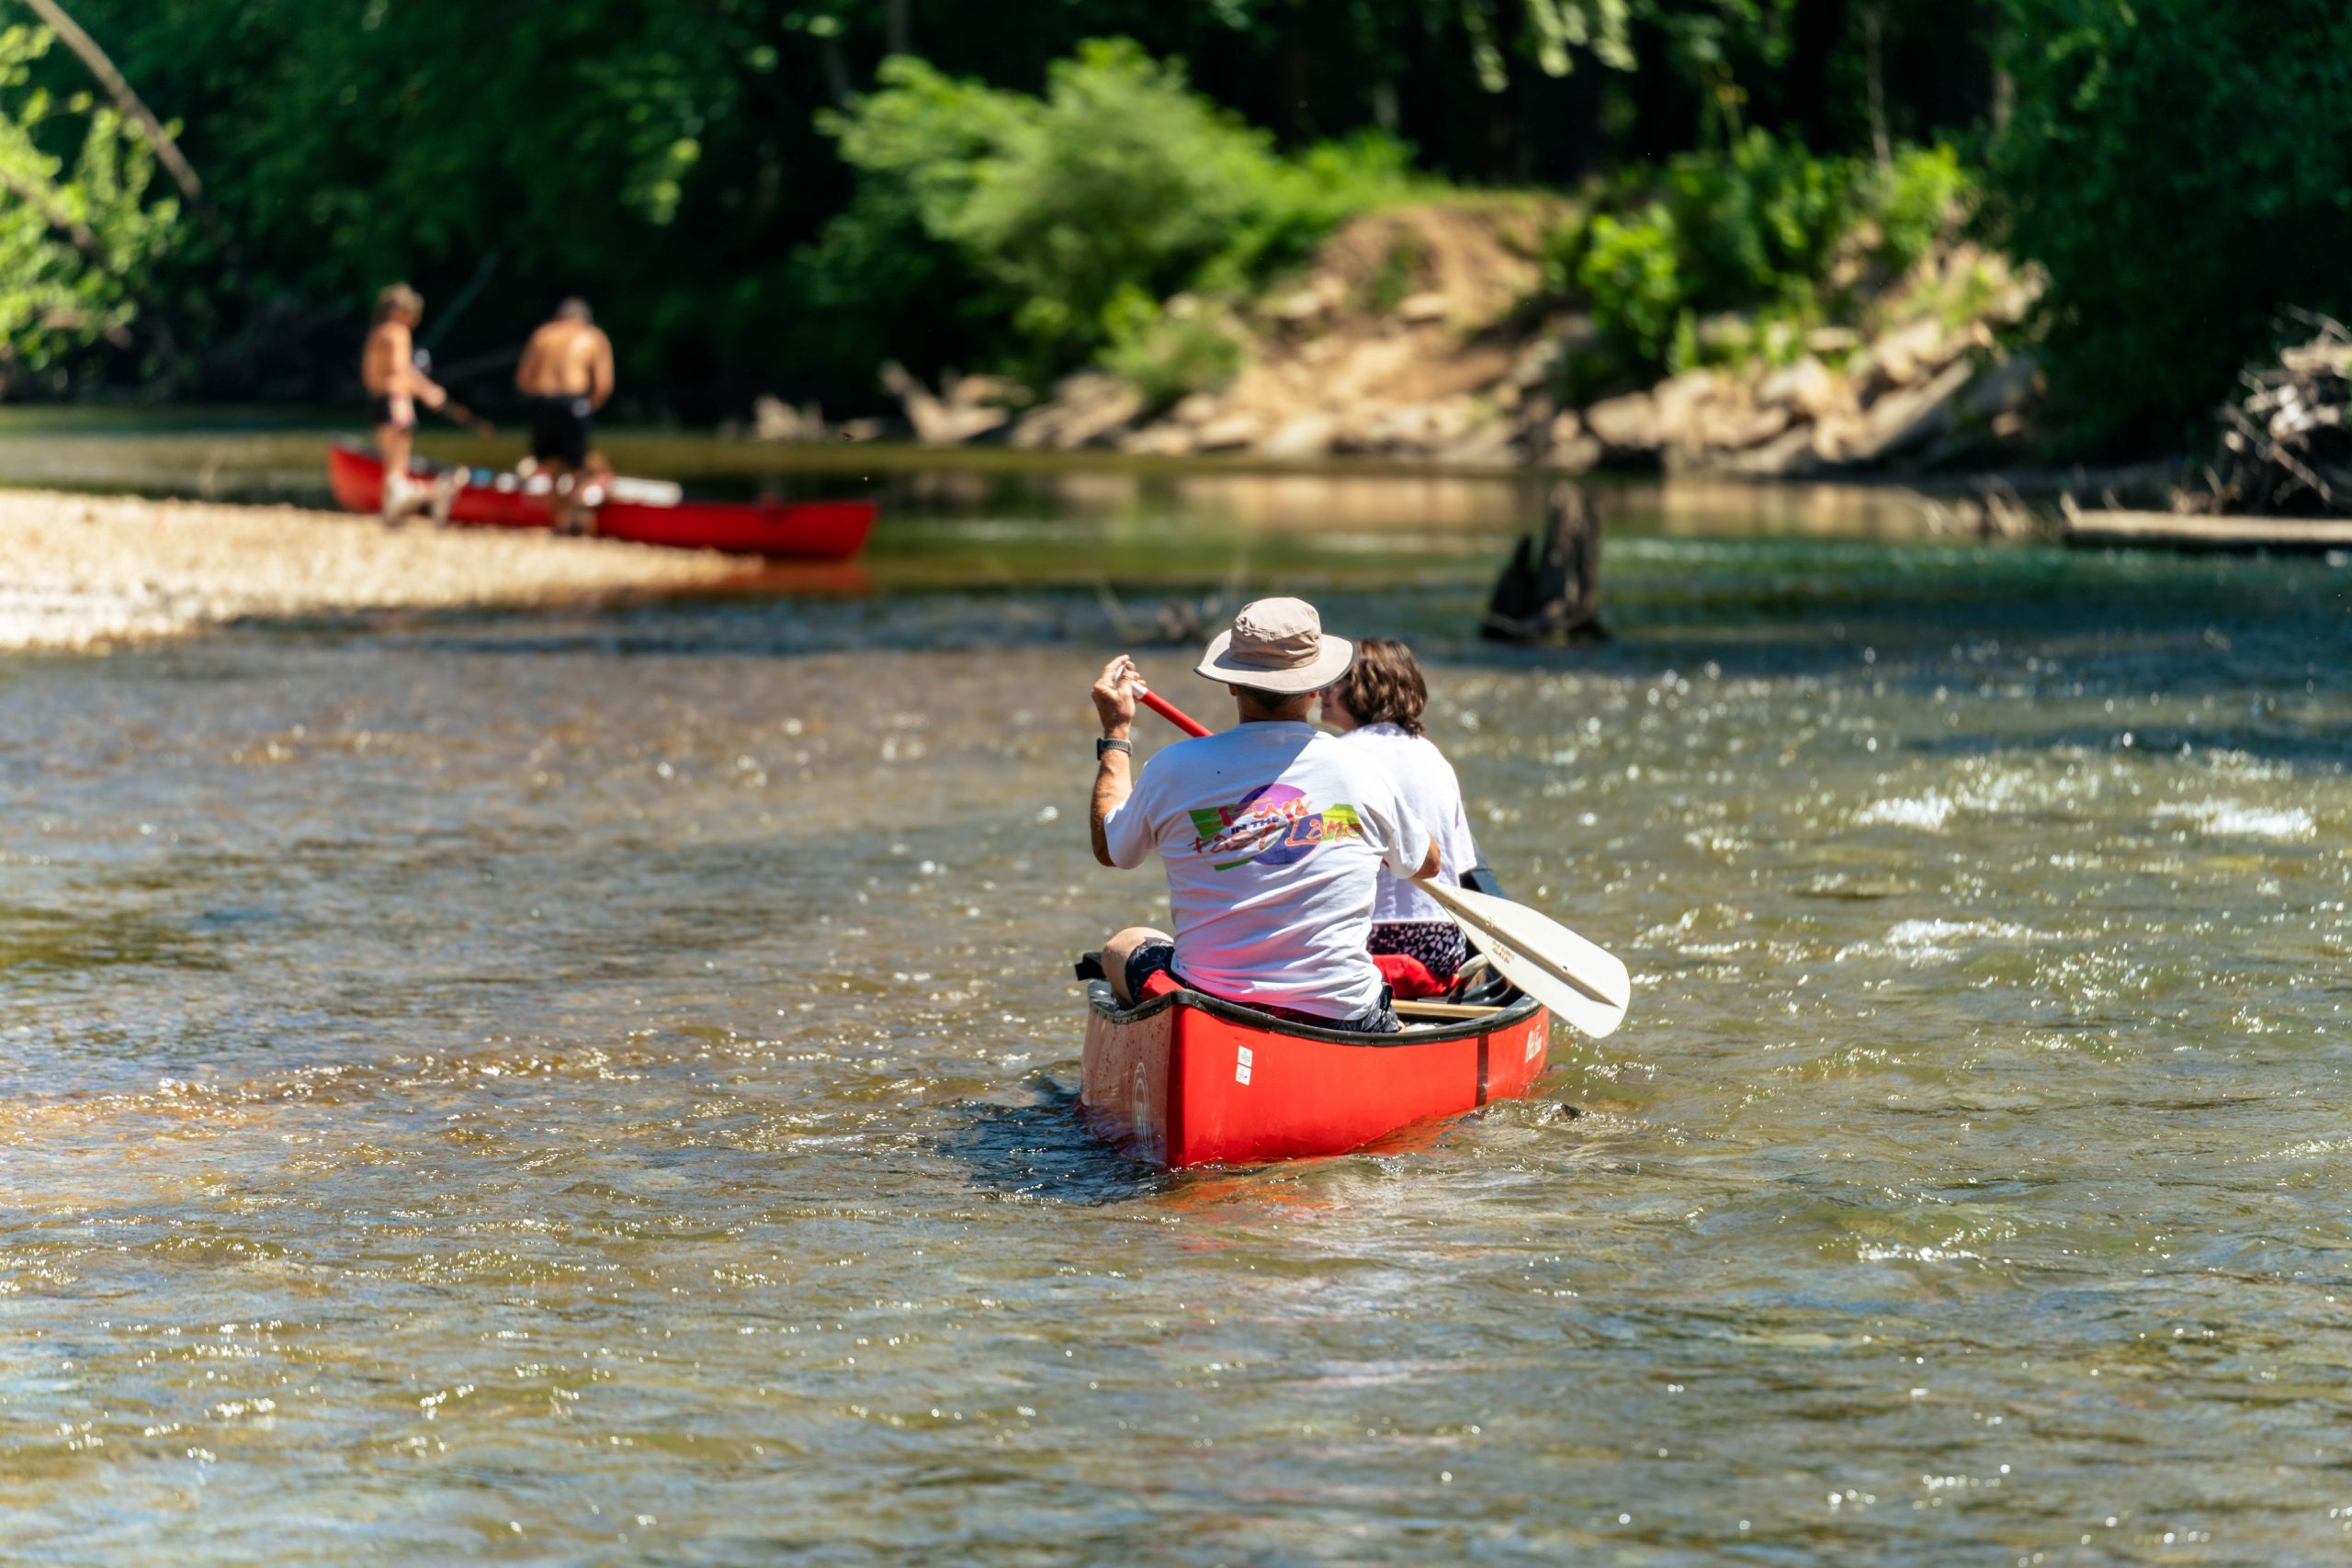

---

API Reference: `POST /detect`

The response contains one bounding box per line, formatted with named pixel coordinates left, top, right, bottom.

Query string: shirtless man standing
left=360, top=283, right=464, bottom=526
left=514, top=299, right=616, bottom=536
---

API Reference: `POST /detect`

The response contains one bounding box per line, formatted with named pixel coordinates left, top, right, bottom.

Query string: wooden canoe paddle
left=1131, top=681, right=1631, bottom=1039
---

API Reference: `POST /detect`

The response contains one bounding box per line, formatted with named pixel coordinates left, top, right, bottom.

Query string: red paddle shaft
left=1138, top=688, right=1211, bottom=738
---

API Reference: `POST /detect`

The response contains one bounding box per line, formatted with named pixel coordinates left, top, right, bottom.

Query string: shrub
left=1552, top=129, right=1975, bottom=378
left=1668, top=129, right=1851, bottom=307
left=1098, top=288, right=1242, bottom=410
left=1573, top=205, right=1682, bottom=362
left=1872, top=143, right=1971, bottom=275
left=818, top=38, right=1411, bottom=380
left=1986, top=0, right=2352, bottom=453
left=809, top=40, right=1418, bottom=378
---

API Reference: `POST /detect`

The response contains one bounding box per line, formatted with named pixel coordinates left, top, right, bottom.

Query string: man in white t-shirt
left=1087, top=597, right=1440, bottom=1032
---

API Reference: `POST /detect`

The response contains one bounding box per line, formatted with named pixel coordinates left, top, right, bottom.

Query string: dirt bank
left=0, top=490, right=748, bottom=653
left=856, top=197, right=2041, bottom=479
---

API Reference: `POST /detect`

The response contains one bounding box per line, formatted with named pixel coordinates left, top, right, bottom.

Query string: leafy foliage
left=18, top=0, right=2006, bottom=411
left=1986, top=0, right=2352, bottom=452
left=1458, top=0, right=1634, bottom=90
left=50, top=0, right=782, bottom=403
left=1554, top=130, right=1974, bottom=374
left=0, top=25, right=176, bottom=380
left=806, top=40, right=1416, bottom=378
left=1571, top=205, right=1683, bottom=362
left=1874, top=143, right=1969, bottom=276
left=1099, top=288, right=1242, bottom=410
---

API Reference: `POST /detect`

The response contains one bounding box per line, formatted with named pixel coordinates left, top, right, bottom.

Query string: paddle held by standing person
left=360, top=283, right=475, bottom=527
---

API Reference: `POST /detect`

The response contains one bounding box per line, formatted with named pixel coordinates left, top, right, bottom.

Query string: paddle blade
left=1421, top=880, right=1630, bottom=1040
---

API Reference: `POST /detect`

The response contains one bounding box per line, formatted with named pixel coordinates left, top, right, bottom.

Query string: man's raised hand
left=1091, top=654, right=1140, bottom=737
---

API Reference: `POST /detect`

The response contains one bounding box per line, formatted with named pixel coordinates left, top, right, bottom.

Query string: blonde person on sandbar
left=1088, top=597, right=1440, bottom=1034
left=359, top=283, right=464, bottom=527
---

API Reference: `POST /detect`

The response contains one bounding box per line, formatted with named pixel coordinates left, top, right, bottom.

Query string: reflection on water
left=0, top=410, right=1948, bottom=546
left=3, top=455, right=2352, bottom=1562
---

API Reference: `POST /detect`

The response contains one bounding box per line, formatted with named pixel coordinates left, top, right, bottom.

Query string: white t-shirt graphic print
left=1102, top=721, right=1431, bottom=1020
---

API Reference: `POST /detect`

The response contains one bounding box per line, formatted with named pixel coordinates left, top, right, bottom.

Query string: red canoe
left=1080, top=978, right=1552, bottom=1168
left=328, top=445, right=876, bottom=560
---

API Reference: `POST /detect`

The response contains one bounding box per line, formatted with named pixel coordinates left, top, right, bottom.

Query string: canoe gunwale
left=1083, top=977, right=1542, bottom=1045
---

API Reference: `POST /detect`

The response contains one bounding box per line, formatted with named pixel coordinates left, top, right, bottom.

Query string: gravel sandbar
left=0, top=489, right=752, bottom=651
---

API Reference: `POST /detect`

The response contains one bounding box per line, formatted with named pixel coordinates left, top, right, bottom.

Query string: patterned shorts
left=1367, top=919, right=1469, bottom=986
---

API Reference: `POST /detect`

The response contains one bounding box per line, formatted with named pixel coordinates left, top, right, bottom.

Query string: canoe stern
left=1080, top=983, right=1552, bottom=1168
left=1080, top=988, right=1180, bottom=1165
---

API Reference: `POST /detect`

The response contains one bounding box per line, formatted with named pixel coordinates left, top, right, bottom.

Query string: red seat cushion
left=1138, top=969, right=1182, bottom=1000
left=1373, top=953, right=1447, bottom=999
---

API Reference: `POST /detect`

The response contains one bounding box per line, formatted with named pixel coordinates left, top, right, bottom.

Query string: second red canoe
left=328, top=445, right=876, bottom=560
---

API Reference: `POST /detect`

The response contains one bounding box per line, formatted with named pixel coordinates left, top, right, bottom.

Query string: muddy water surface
left=4, top=472, right=2352, bottom=1563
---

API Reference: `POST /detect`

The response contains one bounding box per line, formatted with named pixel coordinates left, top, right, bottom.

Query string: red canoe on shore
left=328, top=445, right=877, bottom=560
left=1080, top=976, right=1552, bottom=1168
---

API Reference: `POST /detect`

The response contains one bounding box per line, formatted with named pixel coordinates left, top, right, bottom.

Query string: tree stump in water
left=1480, top=483, right=1609, bottom=644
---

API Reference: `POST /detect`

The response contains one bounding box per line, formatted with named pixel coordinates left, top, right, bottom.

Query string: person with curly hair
left=1318, top=637, right=1479, bottom=998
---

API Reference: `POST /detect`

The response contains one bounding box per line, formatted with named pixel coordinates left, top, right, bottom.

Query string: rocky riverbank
left=818, top=198, right=2045, bottom=479
left=0, top=491, right=748, bottom=652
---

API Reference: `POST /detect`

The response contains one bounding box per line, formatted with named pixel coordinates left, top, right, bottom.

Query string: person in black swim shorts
left=526, top=392, right=593, bottom=471
left=514, top=299, right=615, bottom=536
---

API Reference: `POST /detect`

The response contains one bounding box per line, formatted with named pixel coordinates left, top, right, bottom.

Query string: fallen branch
left=2188, top=316, right=2352, bottom=516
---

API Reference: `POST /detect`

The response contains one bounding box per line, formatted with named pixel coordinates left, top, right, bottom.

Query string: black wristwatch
left=1096, top=737, right=1133, bottom=760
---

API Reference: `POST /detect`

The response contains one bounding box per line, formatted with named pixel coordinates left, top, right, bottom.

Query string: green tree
left=1986, top=0, right=2352, bottom=452
left=801, top=39, right=1413, bottom=379
left=22, top=0, right=2005, bottom=412
left=0, top=24, right=177, bottom=386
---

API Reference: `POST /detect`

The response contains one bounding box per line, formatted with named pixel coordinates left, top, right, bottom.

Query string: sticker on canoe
left=1235, top=1044, right=1254, bottom=1086
left=1526, top=1016, right=1547, bottom=1062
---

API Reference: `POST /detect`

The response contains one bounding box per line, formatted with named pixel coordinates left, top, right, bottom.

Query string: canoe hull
left=1080, top=983, right=1551, bottom=1168
left=328, top=446, right=876, bottom=560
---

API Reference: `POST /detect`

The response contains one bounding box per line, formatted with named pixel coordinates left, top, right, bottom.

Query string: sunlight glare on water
left=2, top=475, right=2351, bottom=1562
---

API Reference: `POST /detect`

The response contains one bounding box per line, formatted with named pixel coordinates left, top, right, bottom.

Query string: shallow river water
left=4, top=456, right=2352, bottom=1564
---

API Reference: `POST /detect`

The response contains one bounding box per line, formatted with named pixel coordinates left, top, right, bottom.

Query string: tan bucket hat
left=1194, top=597, right=1354, bottom=694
